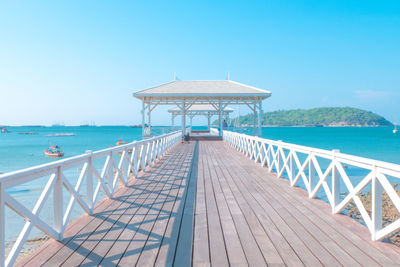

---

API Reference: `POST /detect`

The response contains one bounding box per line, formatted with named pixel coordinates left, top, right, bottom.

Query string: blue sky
left=0, top=1, right=399, bottom=125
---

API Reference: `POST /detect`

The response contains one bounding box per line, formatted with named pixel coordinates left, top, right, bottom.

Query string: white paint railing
left=143, top=127, right=151, bottom=137
left=210, top=127, right=219, bottom=135
left=223, top=130, right=400, bottom=242
left=0, top=131, right=182, bottom=267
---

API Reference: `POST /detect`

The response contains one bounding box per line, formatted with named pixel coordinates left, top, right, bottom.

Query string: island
left=223, top=107, right=392, bottom=127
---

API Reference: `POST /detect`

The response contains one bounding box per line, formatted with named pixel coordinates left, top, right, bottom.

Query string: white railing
left=143, top=126, right=151, bottom=137
left=185, top=126, right=192, bottom=135
left=223, top=130, right=400, bottom=242
left=210, top=127, right=219, bottom=135
left=0, top=131, right=182, bottom=267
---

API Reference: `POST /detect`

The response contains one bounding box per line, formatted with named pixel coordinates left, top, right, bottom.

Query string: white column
left=258, top=100, right=263, bottom=137
left=207, top=112, right=211, bottom=131
left=218, top=102, right=223, bottom=137
left=171, top=114, right=174, bottom=128
left=181, top=101, right=186, bottom=137
left=253, top=103, right=257, bottom=136
left=141, top=101, right=145, bottom=137
left=148, top=104, right=151, bottom=136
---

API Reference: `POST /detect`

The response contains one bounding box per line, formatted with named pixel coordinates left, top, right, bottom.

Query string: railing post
left=54, top=166, right=63, bottom=240
left=0, top=182, right=5, bottom=267
left=309, top=153, right=316, bottom=197
left=108, top=152, right=114, bottom=195
left=277, top=141, right=283, bottom=175
left=289, top=151, right=295, bottom=185
left=85, top=150, right=94, bottom=214
left=332, top=149, right=340, bottom=213
left=372, top=165, right=383, bottom=240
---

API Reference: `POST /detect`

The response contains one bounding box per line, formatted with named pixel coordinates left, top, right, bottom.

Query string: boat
left=44, top=145, right=64, bottom=158
left=45, top=133, right=76, bottom=137
left=394, top=124, right=398, bottom=134
left=116, top=139, right=128, bottom=146
left=112, top=139, right=132, bottom=154
left=18, top=132, right=39, bottom=135
left=1, top=128, right=10, bottom=133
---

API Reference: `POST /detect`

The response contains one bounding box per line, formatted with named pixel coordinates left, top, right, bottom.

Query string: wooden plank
left=204, top=145, right=267, bottom=266
left=37, top=145, right=185, bottom=266
left=241, top=161, right=377, bottom=266
left=117, top=143, right=194, bottom=266
left=173, top=141, right=198, bottom=266
left=206, top=144, right=285, bottom=266
left=214, top=144, right=353, bottom=266
left=59, top=155, right=177, bottom=266
left=218, top=141, right=400, bottom=265
left=207, top=141, right=316, bottom=266
left=202, top=143, right=241, bottom=266
left=224, top=140, right=400, bottom=265
left=154, top=147, right=194, bottom=266
left=99, top=144, right=192, bottom=266
left=135, top=142, right=196, bottom=266
left=192, top=142, right=211, bottom=266
left=78, top=146, right=184, bottom=266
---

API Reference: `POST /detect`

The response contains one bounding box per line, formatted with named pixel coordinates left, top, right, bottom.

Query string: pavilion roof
left=133, top=80, right=271, bottom=100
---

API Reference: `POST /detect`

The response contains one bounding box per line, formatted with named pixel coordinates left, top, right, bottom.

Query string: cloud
left=354, top=90, right=391, bottom=101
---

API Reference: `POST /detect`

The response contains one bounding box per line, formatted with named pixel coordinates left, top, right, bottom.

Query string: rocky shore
left=346, top=184, right=400, bottom=246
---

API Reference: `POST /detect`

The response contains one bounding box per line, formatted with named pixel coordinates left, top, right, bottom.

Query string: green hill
left=221, top=107, right=392, bottom=127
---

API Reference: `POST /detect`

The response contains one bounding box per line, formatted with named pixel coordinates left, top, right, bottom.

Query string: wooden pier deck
left=18, top=140, right=400, bottom=266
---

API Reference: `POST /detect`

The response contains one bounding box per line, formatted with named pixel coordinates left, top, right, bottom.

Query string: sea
left=1, top=126, right=399, bottom=252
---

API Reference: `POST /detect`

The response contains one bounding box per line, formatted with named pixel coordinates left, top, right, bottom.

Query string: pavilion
left=133, top=80, right=271, bottom=137
left=168, top=104, right=234, bottom=131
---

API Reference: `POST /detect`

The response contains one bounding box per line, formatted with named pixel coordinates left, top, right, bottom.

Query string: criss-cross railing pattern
left=0, top=131, right=182, bottom=267
left=222, top=130, right=400, bottom=242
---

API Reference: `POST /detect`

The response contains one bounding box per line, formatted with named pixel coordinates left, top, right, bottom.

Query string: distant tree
left=213, top=107, right=392, bottom=127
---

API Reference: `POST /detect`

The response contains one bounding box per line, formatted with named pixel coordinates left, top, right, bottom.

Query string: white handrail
left=0, top=131, right=182, bottom=267
left=222, top=130, right=400, bottom=242
left=210, top=127, right=219, bottom=135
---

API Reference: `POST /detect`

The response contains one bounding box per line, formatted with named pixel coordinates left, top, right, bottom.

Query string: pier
left=1, top=80, right=400, bottom=266
left=7, top=131, right=400, bottom=266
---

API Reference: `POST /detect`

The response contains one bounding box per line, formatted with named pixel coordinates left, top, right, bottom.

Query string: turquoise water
left=0, top=126, right=164, bottom=174
left=1, top=126, right=399, bottom=250
left=2, top=126, right=398, bottom=175
left=259, top=127, right=400, bottom=165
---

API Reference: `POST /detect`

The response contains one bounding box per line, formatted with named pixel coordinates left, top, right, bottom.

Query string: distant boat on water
left=79, top=121, right=96, bottom=127
left=394, top=124, right=398, bottom=134
left=18, top=132, right=39, bottom=135
left=45, top=133, right=76, bottom=137
left=1, top=127, right=10, bottom=133
left=44, top=145, right=64, bottom=157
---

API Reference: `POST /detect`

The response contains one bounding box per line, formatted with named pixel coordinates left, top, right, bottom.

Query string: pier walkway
left=19, top=140, right=400, bottom=266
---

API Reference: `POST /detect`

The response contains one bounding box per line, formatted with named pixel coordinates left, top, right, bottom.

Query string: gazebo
left=168, top=104, right=234, bottom=131
left=133, top=80, right=271, bottom=137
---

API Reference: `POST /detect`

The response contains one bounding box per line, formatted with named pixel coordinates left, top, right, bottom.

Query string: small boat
left=45, top=133, right=76, bottom=137
left=1, top=128, right=10, bottom=133
left=44, top=145, right=64, bottom=158
left=18, top=132, right=39, bottom=135
left=113, top=139, right=132, bottom=154
left=116, top=139, right=128, bottom=146
left=393, top=124, right=398, bottom=134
